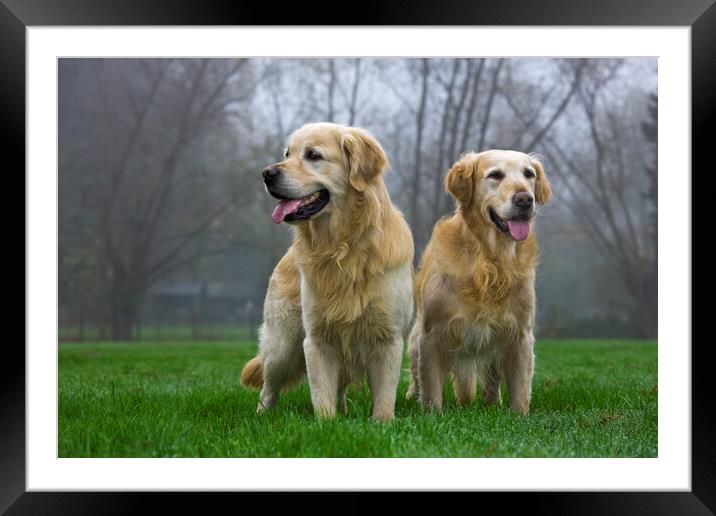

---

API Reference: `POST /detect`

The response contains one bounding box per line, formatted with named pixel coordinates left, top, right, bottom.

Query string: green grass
left=58, top=339, right=657, bottom=457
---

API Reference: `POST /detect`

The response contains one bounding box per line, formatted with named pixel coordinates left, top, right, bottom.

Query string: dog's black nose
left=262, top=166, right=280, bottom=181
left=513, top=192, right=534, bottom=208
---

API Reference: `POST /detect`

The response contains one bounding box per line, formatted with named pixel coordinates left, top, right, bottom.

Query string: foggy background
left=58, top=57, right=657, bottom=342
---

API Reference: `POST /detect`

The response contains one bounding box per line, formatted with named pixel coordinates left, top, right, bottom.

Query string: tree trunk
left=246, top=302, right=256, bottom=341
left=632, top=265, right=658, bottom=338
left=327, top=60, right=336, bottom=122
left=433, top=60, right=460, bottom=223
left=191, top=308, right=198, bottom=341
left=410, top=59, right=430, bottom=251
left=110, top=281, right=141, bottom=341
left=348, top=59, right=361, bottom=125
left=641, top=298, right=657, bottom=339
left=477, top=59, right=504, bottom=151
left=98, top=318, right=108, bottom=341
left=78, top=305, right=86, bottom=342
left=111, top=307, right=136, bottom=341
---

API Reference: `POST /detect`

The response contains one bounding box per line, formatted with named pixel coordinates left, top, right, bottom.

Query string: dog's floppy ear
left=342, top=128, right=389, bottom=192
left=532, top=159, right=552, bottom=205
left=444, top=156, right=476, bottom=206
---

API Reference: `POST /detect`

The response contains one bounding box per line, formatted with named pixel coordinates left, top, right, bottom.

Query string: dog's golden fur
left=406, top=150, right=551, bottom=414
left=241, top=123, right=414, bottom=420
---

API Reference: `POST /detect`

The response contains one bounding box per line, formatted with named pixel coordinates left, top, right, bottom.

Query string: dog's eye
left=486, top=170, right=504, bottom=180
left=306, top=150, right=322, bottom=161
left=283, top=148, right=289, bottom=158
left=524, top=169, right=536, bottom=179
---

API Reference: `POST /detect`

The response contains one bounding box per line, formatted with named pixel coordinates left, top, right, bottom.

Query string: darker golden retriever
left=406, top=150, right=552, bottom=414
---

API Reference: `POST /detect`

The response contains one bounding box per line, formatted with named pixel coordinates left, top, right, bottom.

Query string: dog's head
left=262, top=122, right=389, bottom=224
left=445, top=150, right=552, bottom=241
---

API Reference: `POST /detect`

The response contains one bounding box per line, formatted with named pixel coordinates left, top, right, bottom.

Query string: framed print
left=6, top=0, right=712, bottom=512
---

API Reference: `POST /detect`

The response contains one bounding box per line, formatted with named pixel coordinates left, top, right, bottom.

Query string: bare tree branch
left=522, top=59, right=586, bottom=151
left=459, top=58, right=486, bottom=152
left=410, top=59, right=430, bottom=237
left=476, top=59, right=504, bottom=150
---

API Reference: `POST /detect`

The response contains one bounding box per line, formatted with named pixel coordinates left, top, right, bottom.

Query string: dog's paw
left=405, top=384, right=419, bottom=401
left=371, top=412, right=395, bottom=423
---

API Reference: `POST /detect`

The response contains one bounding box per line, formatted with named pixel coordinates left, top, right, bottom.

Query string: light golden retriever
left=406, top=150, right=551, bottom=414
left=240, top=123, right=414, bottom=421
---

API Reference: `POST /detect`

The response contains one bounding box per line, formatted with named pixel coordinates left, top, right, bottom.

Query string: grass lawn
left=58, top=339, right=657, bottom=457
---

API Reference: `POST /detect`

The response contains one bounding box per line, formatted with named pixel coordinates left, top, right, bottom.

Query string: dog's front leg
left=367, top=336, right=403, bottom=422
left=505, top=332, right=535, bottom=415
left=303, top=337, right=340, bottom=418
left=418, top=322, right=460, bottom=412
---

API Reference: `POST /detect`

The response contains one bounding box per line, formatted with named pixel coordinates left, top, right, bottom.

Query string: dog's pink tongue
left=507, top=220, right=530, bottom=241
left=271, top=199, right=302, bottom=224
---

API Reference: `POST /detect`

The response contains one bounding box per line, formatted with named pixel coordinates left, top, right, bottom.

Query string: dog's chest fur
left=300, top=262, right=413, bottom=382
left=460, top=318, right=513, bottom=366
left=454, top=272, right=533, bottom=363
left=300, top=261, right=412, bottom=337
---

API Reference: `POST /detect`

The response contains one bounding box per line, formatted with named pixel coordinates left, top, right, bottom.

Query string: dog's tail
left=240, top=356, right=264, bottom=389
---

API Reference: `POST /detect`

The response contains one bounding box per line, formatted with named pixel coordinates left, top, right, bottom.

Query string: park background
left=57, top=58, right=658, bottom=457
left=59, top=57, right=657, bottom=343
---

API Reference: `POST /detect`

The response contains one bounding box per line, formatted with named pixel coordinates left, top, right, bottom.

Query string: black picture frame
left=6, top=0, right=710, bottom=513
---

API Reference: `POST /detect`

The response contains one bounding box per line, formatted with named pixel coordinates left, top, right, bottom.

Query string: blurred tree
left=641, top=92, right=658, bottom=280
left=59, top=57, right=658, bottom=341
left=60, top=59, right=261, bottom=340
left=504, top=60, right=657, bottom=337
left=409, top=58, right=430, bottom=249
left=640, top=91, right=658, bottom=336
left=345, top=59, right=362, bottom=126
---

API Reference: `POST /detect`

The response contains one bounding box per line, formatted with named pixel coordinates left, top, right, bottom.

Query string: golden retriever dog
left=406, top=150, right=551, bottom=414
left=240, top=123, right=414, bottom=421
